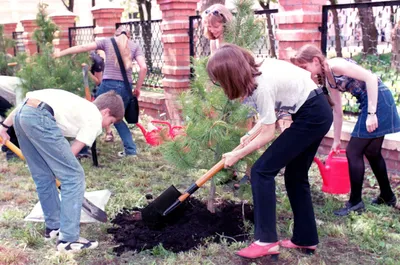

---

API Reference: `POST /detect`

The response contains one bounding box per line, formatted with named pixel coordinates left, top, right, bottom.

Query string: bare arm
left=329, top=86, right=343, bottom=151
left=133, top=55, right=148, bottom=98
left=330, top=58, right=379, bottom=132
left=224, top=123, right=275, bottom=167
left=70, top=140, right=87, bottom=157
left=53, top=42, right=98, bottom=58
left=89, top=71, right=103, bottom=86
left=0, top=108, right=17, bottom=144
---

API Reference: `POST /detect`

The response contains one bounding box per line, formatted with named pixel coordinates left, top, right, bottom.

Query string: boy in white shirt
left=0, top=89, right=124, bottom=252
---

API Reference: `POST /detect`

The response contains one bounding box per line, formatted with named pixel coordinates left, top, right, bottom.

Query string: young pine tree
left=160, top=0, right=265, bottom=213
left=16, top=3, right=90, bottom=96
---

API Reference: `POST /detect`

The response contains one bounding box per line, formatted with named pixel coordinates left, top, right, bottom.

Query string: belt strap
left=307, top=87, right=324, bottom=101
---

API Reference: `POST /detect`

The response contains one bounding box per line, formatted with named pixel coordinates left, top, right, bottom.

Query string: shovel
left=141, top=127, right=262, bottom=222
left=0, top=136, right=108, bottom=223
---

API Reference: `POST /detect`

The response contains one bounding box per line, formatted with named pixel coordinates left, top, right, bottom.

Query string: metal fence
left=321, top=0, right=400, bottom=114
left=116, top=20, right=164, bottom=90
left=12, top=31, right=25, bottom=55
left=68, top=26, right=95, bottom=47
left=189, top=9, right=278, bottom=60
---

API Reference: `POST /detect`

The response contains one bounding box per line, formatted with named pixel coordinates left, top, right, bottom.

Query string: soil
left=108, top=198, right=254, bottom=255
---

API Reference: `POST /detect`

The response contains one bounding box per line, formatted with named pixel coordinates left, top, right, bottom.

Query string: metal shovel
left=0, top=136, right=108, bottom=222
left=141, top=127, right=262, bottom=222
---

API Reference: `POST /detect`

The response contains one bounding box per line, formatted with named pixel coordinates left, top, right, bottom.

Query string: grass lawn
left=1, top=126, right=400, bottom=265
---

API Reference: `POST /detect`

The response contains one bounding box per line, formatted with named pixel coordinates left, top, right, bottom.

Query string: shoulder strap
left=110, top=37, right=131, bottom=94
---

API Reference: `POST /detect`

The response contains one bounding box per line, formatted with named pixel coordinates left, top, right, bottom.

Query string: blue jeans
left=13, top=103, right=85, bottom=242
left=97, top=79, right=137, bottom=155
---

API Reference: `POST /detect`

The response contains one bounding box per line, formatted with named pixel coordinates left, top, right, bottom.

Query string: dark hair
left=206, top=44, right=262, bottom=100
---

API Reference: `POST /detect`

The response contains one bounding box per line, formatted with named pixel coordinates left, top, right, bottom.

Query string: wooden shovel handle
left=0, top=136, right=24, bottom=160
left=0, top=136, right=61, bottom=188
left=192, top=126, right=262, bottom=189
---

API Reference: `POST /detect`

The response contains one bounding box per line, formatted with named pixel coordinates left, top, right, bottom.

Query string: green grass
left=0, top=127, right=400, bottom=265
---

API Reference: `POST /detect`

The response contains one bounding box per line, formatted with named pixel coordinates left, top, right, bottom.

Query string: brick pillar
left=49, top=10, right=77, bottom=51
left=275, top=0, right=326, bottom=60
left=20, top=18, right=37, bottom=55
left=91, top=3, right=123, bottom=39
left=157, top=0, right=198, bottom=125
left=3, top=22, right=17, bottom=55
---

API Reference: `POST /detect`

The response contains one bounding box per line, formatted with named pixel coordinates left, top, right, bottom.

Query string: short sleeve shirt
left=245, top=59, right=318, bottom=124
left=25, top=89, right=103, bottom=146
left=96, top=38, right=144, bottom=83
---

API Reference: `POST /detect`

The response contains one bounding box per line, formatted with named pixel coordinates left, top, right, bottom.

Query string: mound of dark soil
left=108, top=198, right=254, bottom=255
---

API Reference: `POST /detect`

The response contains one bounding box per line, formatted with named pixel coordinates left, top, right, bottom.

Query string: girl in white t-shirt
left=206, top=44, right=333, bottom=259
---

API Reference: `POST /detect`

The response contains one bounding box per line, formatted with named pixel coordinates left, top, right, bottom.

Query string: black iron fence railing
left=116, top=20, right=164, bottom=90
left=189, top=9, right=278, bottom=60
left=68, top=26, right=95, bottom=47
left=321, top=0, right=400, bottom=114
left=12, top=31, right=25, bottom=55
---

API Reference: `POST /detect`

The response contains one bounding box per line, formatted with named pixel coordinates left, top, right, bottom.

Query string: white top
left=25, top=89, right=103, bottom=147
left=246, top=59, right=318, bottom=124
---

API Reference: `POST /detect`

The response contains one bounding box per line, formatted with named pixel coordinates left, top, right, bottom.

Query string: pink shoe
left=236, top=241, right=279, bottom=259
left=280, top=239, right=317, bottom=254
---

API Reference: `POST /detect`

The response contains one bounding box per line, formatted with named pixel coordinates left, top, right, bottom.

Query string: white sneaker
left=117, top=151, right=137, bottom=158
left=44, top=227, right=59, bottom=241
left=56, top=237, right=99, bottom=253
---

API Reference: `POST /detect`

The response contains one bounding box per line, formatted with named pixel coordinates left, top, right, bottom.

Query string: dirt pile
left=108, top=198, right=254, bottom=255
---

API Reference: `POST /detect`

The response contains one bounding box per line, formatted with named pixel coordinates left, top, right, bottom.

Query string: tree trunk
left=138, top=0, right=153, bottom=71
left=354, top=0, right=378, bottom=55
left=331, top=9, right=342, bottom=57
left=207, top=177, right=216, bottom=213
left=391, top=24, right=400, bottom=71
left=200, top=0, right=225, bottom=13
left=259, top=1, right=276, bottom=58
left=328, top=0, right=342, bottom=57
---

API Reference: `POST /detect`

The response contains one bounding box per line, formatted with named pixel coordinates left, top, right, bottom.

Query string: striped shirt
left=96, top=38, right=144, bottom=83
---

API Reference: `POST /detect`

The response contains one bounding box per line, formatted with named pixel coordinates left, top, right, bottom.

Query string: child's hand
left=0, top=128, right=10, bottom=144
left=133, top=89, right=140, bottom=98
left=52, top=50, right=60, bottom=58
left=222, top=150, right=241, bottom=168
left=366, top=114, right=378, bottom=133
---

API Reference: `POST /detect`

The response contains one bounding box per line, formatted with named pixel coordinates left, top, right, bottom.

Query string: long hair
left=114, top=26, right=132, bottom=70
left=202, top=4, right=233, bottom=40
left=206, top=43, right=262, bottom=100
left=290, top=44, right=335, bottom=106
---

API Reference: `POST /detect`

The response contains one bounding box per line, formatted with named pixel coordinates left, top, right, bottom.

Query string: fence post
left=3, top=22, right=17, bottom=55
left=20, top=17, right=37, bottom=56
left=49, top=10, right=77, bottom=52
left=91, top=3, right=123, bottom=39
left=275, top=0, right=326, bottom=60
left=156, top=0, right=198, bottom=125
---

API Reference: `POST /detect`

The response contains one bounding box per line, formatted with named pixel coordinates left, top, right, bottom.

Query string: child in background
left=291, top=44, right=400, bottom=216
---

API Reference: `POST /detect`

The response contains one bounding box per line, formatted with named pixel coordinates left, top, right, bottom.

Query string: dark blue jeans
left=97, top=79, right=137, bottom=155
left=251, top=93, right=333, bottom=246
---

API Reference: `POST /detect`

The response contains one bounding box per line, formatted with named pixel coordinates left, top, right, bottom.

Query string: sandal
left=280, top=239, right=317, bottom=254
left=236, top=241, right=279, bottom=259
left=105, top=131, right=114, bottom=142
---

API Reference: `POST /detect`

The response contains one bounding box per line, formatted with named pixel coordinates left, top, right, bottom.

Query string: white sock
left=254, top=240, right=270, bottom=246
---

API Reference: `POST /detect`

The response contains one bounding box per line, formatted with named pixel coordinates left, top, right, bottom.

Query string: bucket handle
left=328, top=149, right=346, bottom=159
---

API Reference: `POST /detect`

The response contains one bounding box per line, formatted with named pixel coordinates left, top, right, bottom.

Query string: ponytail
left=115, top=32, right=132, bottom=70
left=317, top=60, right=335, bottom=107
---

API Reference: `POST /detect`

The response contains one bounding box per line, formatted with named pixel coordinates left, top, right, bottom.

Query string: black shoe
left=334, top=201, right=365, bottom=216
left=371, top=195, right=397, bottom=207
left=56, top=237, right=99, bottom=253
left=44, top=227, right=59, bottom=241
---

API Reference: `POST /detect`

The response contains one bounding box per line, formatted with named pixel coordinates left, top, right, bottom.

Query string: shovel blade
left=82, top=197, right=108, bottom=223
left=141, top=185, right=182, bottom=223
